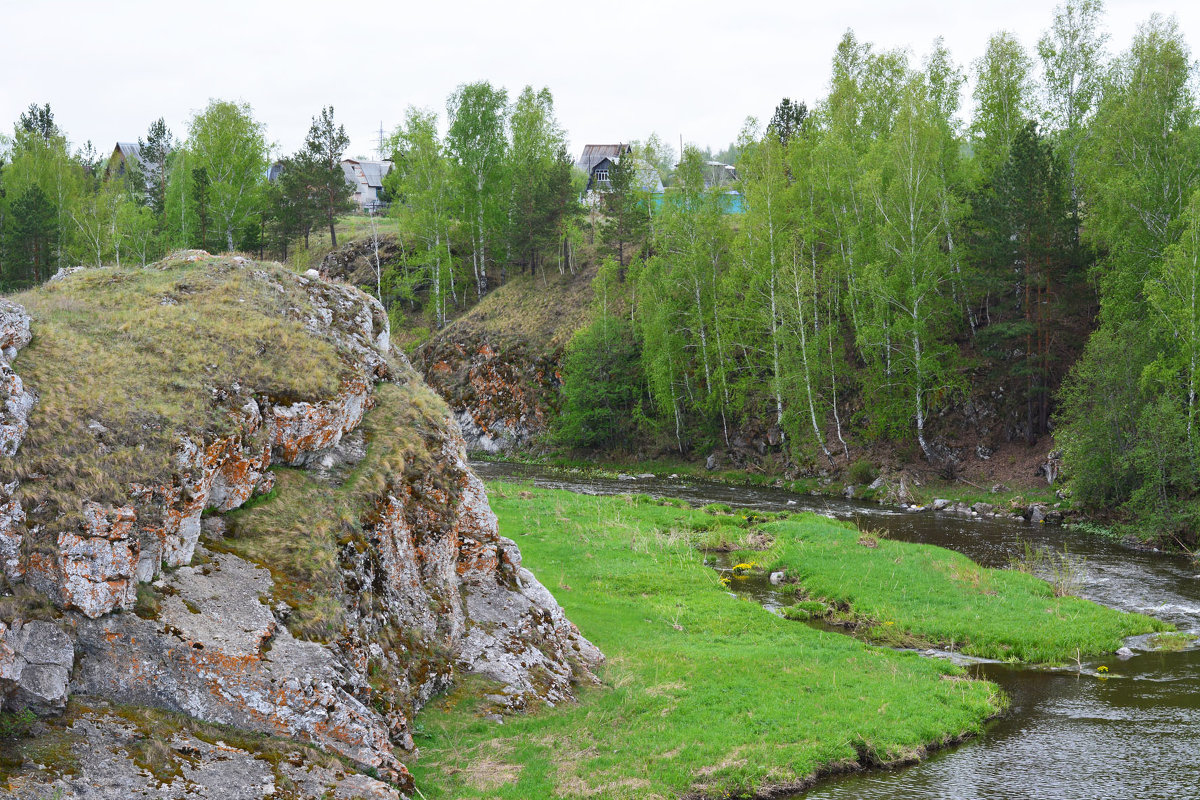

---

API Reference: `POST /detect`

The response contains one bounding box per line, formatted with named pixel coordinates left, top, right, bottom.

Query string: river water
left=471, top=461, right=1200, bottom=800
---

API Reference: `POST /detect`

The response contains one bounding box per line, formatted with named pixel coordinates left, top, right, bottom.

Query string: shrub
left=847, top=459, right=877, bottom=486
left=555, top=314, right=643, bottom=449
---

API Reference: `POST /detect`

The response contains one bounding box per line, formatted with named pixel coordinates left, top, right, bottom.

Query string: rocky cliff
left=0, top=253, right=600, bottom=799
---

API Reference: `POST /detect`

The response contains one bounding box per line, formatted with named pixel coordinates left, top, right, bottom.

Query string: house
left=106, top=141, right=165, bottom=202
left=584, top=155, right=664, bottom=195
left=106, top=142, right=144, bottom=179
left=340, top=158, right=393, bottom=212
left=576, top=144, right=664, bottom=198
left=703, top=161, right=738, bottom=189
left=575, top=143, right=632, bottom=181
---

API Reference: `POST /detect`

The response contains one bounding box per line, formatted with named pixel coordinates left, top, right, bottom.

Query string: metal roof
left=575, top=143, right=632, bottom=174
left=115, top=142, right=143, bottom=165
left=341, top=159, right=392, bottom=189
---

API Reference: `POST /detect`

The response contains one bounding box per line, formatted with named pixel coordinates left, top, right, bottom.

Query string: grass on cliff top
left=212, top=378, right=453, bottom=642
left=0, top=254, right=354, bottom=530
left=407, top=483, right=1006, bottom=799
left=430, top=257, right=598, bottom=356
left=729, top=519, right=1167, bottom=664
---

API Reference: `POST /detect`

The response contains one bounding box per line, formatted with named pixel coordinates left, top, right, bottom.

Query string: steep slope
left=0, top=253, right=600, bottom=799
left=412, top=264, right=596, bottom=453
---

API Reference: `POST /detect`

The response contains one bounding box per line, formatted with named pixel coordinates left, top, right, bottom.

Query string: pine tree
left=1, top=184, right=57, bottom=288
left=973, top=120, right=1070, bottom=439
left=600, top=152, right=648, bottom=274
left=302, top=106, right=355, bottom=248
left=139, top=118, right=174, bottom=218
left=191, top=167, right=210, bottom=251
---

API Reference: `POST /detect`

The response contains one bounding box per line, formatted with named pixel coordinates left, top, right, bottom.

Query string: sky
left=2, top=0, right=1198, bottom=162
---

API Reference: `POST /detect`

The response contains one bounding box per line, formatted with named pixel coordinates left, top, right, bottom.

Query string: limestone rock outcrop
left=3, top=706, right=403, bottom=800
left=0, top=619, right=74, bottom=714
left=0, top=254, right=602, bottom=798
left=417, top=335, right=558, bottom=454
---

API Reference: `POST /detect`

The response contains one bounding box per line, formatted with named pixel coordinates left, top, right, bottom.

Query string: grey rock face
left=0, top=620, right=74, bottom=714
left=4, top=708, right=401, bottom=800
left=72, top=550, right=402, bottom=781
left=0, top=300, right=34, bottom=583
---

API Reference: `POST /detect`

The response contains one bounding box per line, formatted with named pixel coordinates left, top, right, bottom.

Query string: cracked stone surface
left=3, top=707, right=400, bottom=800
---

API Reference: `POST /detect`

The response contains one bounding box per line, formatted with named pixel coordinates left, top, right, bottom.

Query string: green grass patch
left=409, top=483, right=1005, bottom=799
left=734, top=516, right=1168, bottom=663
left=1150, top=632, right=1198, bottom=651
left=782, top=600, right=832, bottom=621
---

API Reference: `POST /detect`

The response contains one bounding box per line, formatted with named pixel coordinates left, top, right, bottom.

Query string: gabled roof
left=113, top=142, right=143, bottom=165
left=576, top=143, right=632, bottom=173
left=341, top=159, right=393, bottom=189
left=586, top=155, right=664, bottom=194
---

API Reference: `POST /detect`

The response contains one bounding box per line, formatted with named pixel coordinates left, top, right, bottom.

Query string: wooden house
left=106, top=142, right=144, bottom=178
left=577, top=144, right=663, bottom=197
left=340, top=158, right=393, bottom=212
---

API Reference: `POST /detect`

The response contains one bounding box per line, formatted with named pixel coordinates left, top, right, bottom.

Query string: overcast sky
left=2, top=0, right=1198, bottom=162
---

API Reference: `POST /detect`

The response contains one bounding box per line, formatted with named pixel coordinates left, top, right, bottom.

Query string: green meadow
left=407, top=484, right=1162, bottom=798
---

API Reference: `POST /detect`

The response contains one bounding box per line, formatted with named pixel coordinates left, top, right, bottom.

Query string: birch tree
left=971, top=32, right=1037, bottom=178
left=1148, top=187, right=1200, bottom=445
left=862, top=74, right=963, bottom=460
left=446, top=82, right=508, bottom=297
left=389, top=108, right=455, bottom=328
left=1037, top=0, right=1108, bottom=230
left=186, top=100, right=269, bottom=251
left=1081, top=14, right=1200, bottom=319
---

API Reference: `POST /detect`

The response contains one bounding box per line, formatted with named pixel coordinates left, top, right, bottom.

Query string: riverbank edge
left=471, top=452, right=1188, bottom=555
left=679, top=725, right=986, bottom=800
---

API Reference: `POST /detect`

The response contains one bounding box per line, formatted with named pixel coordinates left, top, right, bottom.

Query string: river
left=471, top=461, right=1200, bottom=800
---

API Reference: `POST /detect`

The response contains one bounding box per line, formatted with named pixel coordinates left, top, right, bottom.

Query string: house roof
left=576, top=143, right=632, bottom=174
left=341, top=159, right=393, bottom=189
left=586, top=155, right=664, bottom=194
left=113, top=142, right=143, bottom=165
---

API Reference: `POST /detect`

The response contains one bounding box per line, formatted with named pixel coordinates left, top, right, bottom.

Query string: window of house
left=595, top=169, right=608, bottom=183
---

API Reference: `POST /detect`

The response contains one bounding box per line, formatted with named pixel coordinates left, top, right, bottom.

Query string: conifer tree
left=139, top=117, right=174, bottom=218
left=302, top=106, right=354, bottom=247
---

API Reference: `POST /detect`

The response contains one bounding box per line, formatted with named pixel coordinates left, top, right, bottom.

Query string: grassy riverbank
left=471, top=452, right=1064, bottom=515
left=726, top=517, right=1168, bottom=663
left=408, top=484, right=1161, bottom=798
